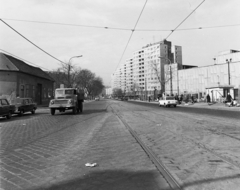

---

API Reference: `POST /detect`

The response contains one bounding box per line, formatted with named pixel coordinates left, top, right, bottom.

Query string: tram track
left=108, top=105, right=182, bottom=190
left=130, top=110, right=240, bottom=169
left=148, top=109, right=240, bottom=143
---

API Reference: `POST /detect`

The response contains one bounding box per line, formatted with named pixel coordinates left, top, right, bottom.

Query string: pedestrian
left=175, top=94, right=179, bottom=104
left=191, top=95, right=194, bottom=104
left=77, top=89, right=84, bottom=112
left=206, top=94, right=211, bottom=105
left=179, top=94, right=183, bottom=104
left=226, top=93, right=233, bottom=106
left=148, top=96, right=151, bottom=102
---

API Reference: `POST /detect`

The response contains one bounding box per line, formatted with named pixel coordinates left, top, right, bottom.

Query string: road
left=0, top=99, right=239, bottom=190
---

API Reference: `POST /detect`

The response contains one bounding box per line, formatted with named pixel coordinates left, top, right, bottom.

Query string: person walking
left=77, top=89, right=84, bottom=112
left=175, top=94, right=179, bottom=104
left=191, top=95, right=194, bottom=104
left=206, top=94, right=211, bottom=105
left=226, top=92, right=233, bottom=106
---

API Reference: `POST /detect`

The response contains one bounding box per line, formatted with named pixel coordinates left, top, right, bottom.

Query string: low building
left=0, top=52, right=54, bottom=105
left=165, top=50, right=240, bottom=102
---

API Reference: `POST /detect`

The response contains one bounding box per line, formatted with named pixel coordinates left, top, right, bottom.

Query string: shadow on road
left=30, top=169, right=172, bottom=190
left=29, top=171, right=240, bottom=190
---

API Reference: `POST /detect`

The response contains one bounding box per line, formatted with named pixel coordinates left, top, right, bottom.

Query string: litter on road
left=85, top=163, right=98, bottom=167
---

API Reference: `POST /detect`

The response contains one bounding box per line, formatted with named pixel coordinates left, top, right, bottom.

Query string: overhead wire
left=2, top=18, right=239, bottom=32
left=0, top=19, right=65, bottom=65
left=115, top=0, right=148, bottom=71
left=165, top=0, right=205, bottom=40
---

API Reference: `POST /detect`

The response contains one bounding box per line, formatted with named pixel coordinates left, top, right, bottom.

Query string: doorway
left=37, top=84, right=42, bottom=105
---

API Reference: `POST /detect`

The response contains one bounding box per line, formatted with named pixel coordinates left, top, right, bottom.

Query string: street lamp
left=158, top=56, right=173, bottom=95
left=67, top=55, right=83, bottom=87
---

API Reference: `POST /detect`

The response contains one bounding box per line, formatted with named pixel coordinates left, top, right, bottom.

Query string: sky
left=1, top=0, right=240, bottom=86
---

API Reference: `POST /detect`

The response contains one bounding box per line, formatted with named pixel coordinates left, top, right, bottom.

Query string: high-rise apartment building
left=111, top=40, right=182, bottom=99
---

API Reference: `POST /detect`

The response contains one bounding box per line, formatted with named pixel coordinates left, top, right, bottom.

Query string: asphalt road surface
left=0, top=99, right=239, bottom=190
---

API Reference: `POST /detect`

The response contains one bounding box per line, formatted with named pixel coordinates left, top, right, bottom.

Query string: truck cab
left=49, top=88, right=80, bottom=115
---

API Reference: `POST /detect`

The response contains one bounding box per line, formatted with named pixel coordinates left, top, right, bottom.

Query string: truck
left=159, top=96, right=177, bottom=107
left=0, top=98, right=15, bottom=119
left=49, top=88, right=84, bottom=115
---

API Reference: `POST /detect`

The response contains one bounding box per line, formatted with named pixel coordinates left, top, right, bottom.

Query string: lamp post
left=67, top=55, right=82, bottom=87
left=159, top=56, right=173, bottom=95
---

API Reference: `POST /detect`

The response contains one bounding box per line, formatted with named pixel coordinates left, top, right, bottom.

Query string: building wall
left=0, top=71, right=54, bottom=105
left=178, top=62, right=240, bottom=95
left=111, top=40, right=182, bottom=99
left=0, top=72, right=17, bottom=101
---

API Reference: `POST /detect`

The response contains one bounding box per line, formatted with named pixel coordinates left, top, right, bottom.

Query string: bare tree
left=91, top=77, right=105, bottom=97
left=49, top=62, right=81, bottom=88
left=151, top=61, right=173, bottom=95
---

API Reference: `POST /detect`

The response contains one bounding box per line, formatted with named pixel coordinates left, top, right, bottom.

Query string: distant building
left=0, top=52, right=54, bottom=105
left=165, top=50, right=240, bottom=102
left=111, top=40, right=182, bottom=100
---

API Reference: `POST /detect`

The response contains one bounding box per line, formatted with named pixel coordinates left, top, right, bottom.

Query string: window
left=32, top=86, right=35, bottom=99
left=26, top=85, right=29, bottom=97
left=1, top=99, right=8, bottom=105
left=20, top=85, right=24, bottom=97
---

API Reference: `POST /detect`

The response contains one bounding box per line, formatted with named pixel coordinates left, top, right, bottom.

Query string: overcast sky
left=1, top=0, right=240, bottom=86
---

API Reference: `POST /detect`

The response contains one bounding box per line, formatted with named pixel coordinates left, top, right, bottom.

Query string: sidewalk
left=128, top=99, right=240, bottom=112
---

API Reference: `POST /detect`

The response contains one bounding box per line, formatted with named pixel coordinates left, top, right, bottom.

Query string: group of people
left=206, top=92, right=236, bottom=106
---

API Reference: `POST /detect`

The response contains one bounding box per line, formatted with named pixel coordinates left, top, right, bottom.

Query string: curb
left=128, top=100, right=240, bottom=112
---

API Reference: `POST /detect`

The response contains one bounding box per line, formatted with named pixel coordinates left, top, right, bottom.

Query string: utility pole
left=226, top=59, right=231, bottom=85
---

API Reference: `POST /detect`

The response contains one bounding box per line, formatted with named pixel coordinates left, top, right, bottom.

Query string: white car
left=159, top=96, right=177, bottom=107
left=95, top=97, right=100, bottom=101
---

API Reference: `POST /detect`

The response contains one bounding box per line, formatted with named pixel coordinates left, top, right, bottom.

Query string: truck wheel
left=72, top=107, right=76, bottom=114
left=6, top=112, right=12, bottom=119
left=18, top=110, right=23, bottom=116
left=51, top=108, right=55, bottom=115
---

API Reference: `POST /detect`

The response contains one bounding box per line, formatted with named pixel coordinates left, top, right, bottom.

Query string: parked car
left=13, top=98, right=37, bottom=116
left=159, top=96, right=177, bottom=107
left=0, top=98, right=15, bottom=119
left=95, top=97, right=100, bottom=101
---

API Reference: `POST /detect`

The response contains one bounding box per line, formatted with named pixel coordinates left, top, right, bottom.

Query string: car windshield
left=166, top=97, right=175, bottom=100
left=55, top=89, right=74, bottom=96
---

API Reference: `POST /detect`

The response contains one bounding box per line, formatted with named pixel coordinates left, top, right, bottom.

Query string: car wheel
left=174, top=105, right=176, bottom=107
left=31, top=109, right=35, bottom=114
left=6, top=112, right=11, bottom=119
left=51, top=108, right=55, bottom=115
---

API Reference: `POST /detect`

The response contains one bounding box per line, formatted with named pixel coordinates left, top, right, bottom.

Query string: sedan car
left=159, top=96, right=177, bottom=107
left=95, top=97, right=100, bottom=101
left=13, top=98, right=37, bottom=116
left=0, top=98, right=15, bottom=119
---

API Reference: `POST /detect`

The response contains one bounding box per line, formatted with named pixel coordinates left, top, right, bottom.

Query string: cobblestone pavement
left=0, top=103, right=171, bottom=190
